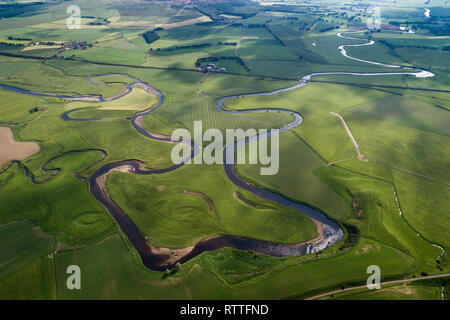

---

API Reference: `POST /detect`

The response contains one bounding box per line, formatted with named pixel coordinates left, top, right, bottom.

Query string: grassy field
left=236, top=130, right=349, bottom=220
left=315, top=165, right=440, bottom=263
left=322, top=281, right=443, bottom=300
left=224, top=80, right=448, bottom=268
left=0, top=152, right=116, bottom=245
left=0, top=88, right=45, bottom=125
left=344, top=95, right=450, bottom=136
left=1, top=61, right=125, bottom=98
left=0, top=221, right=54, bottom=280
left=67, top=87, right=158, bottom=111
left=223, top=82, right=391, bottom=162
left=54, top=233, right=416, bottom=299
left=0, top=256, right=56, bottom=300
left=339, top=111, right=450, bottom=183
left=106, top=162, right=319, bottom=248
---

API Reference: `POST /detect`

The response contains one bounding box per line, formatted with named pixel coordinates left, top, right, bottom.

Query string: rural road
left=330, top=112, right=366, bottom=160
left=305, top=273, right=450, bottom=300
left=235, top=36, right=259, bottom=56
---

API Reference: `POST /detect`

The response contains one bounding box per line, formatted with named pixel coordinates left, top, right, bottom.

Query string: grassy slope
left=0, top=221, right=54, bottom=280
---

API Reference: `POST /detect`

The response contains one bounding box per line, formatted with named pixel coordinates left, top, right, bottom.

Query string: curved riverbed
left=0, top=30, right=435, bottom=270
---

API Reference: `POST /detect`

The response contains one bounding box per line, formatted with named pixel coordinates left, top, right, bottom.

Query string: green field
left=0, top=221, right=54, bottom=280
left=237, top=130, right=349, bottom=219
left=106, top=162, right=319, bottom=248
left=0, top=0, right=449, bottom=301
left=54, top=233, right=416, bottom=299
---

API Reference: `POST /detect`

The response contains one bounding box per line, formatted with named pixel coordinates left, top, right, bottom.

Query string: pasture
left=0, top=221, right=54, bottom=280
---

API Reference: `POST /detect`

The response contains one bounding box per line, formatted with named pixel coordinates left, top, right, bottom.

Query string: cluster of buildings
left=203, top=62, right=226, bottom=72
left=63, top=41, right=89, bottom=50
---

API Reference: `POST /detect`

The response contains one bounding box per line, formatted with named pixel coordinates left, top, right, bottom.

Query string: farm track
left=305, top=272, right=450, bottom=300
left=0, top=30, right=442, bottom=274
left=330, top=112, right=366, bottom=160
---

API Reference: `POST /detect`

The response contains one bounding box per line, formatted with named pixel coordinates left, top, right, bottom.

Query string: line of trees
left=229, top=23, right=265, bottom=28
left=0, top=42, right=24, bottom=47
left=195, top=56, right=250, bottom=72
left=318, top=25, right=340, bottom=32
left=151, top=41, right=237, bottom=53
left=380, top=39, right=448, bottom=51
left=142, top=30, right=160, bottom=44
left=8, top=36, right=32, bottom=41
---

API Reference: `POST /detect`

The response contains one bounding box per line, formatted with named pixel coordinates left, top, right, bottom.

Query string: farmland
left=0, top=0, right=448, bottom=302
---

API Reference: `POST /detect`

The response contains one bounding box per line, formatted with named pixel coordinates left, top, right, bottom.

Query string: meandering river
left=0, top=30, right=435, bottom=270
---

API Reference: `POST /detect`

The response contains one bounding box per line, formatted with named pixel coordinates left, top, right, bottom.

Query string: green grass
left=141, top=94, right=294, bottom=136
left=151, top=25, right=250, bottom=50
left=106, top=162, right=319, bottom=248
left=0, top=221, right=54, bottom=280
left=322, top=282, right=442, bottom=300
left=61, top=46, right=147, bottom=66
left=396, top=47, right=450, bottom=70
left=340, top=111, right=450, bottom=183
left=223, top=82, right=390, bottom=162
left=1, top=2, right=449, bottom=300
left=0, top=88, right=45, bottom=125
left=345, top=41, right=411, bottom=67
left=69, top=118, right=174, bottom=172
left=236, top=130, right=349, bottom=219
left=0, top=56, right=37, bottom=78
left=54, top=234, right=416, bottom=299
left=315, top=165, right=440, bottom=263
left=144, top=51, right=210, bottom=69
left=393, top=171, right=450, bottom=248
left=344, top=94, right=450, bottom=136
left=89, top=74, right=136, bottom=84
left=200, top=73, right=297, bottom=98
left=1, top=62, right=125, bottom=98
left=62, top=108, right=136, bottom=120
left=238, top=39, right=299, bottom=61
left=67, top=87, right=158, bottom=111
left=0, top=256, right=56, bottom=300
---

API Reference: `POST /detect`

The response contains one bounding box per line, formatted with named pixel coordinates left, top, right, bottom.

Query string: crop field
left=54, top=234, right=416, bottom=300
left=0, top=0, right=449, bottom=303
left=106, top=162, right=319, bottom=248
left=0, top=221, right=54, bottom=279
